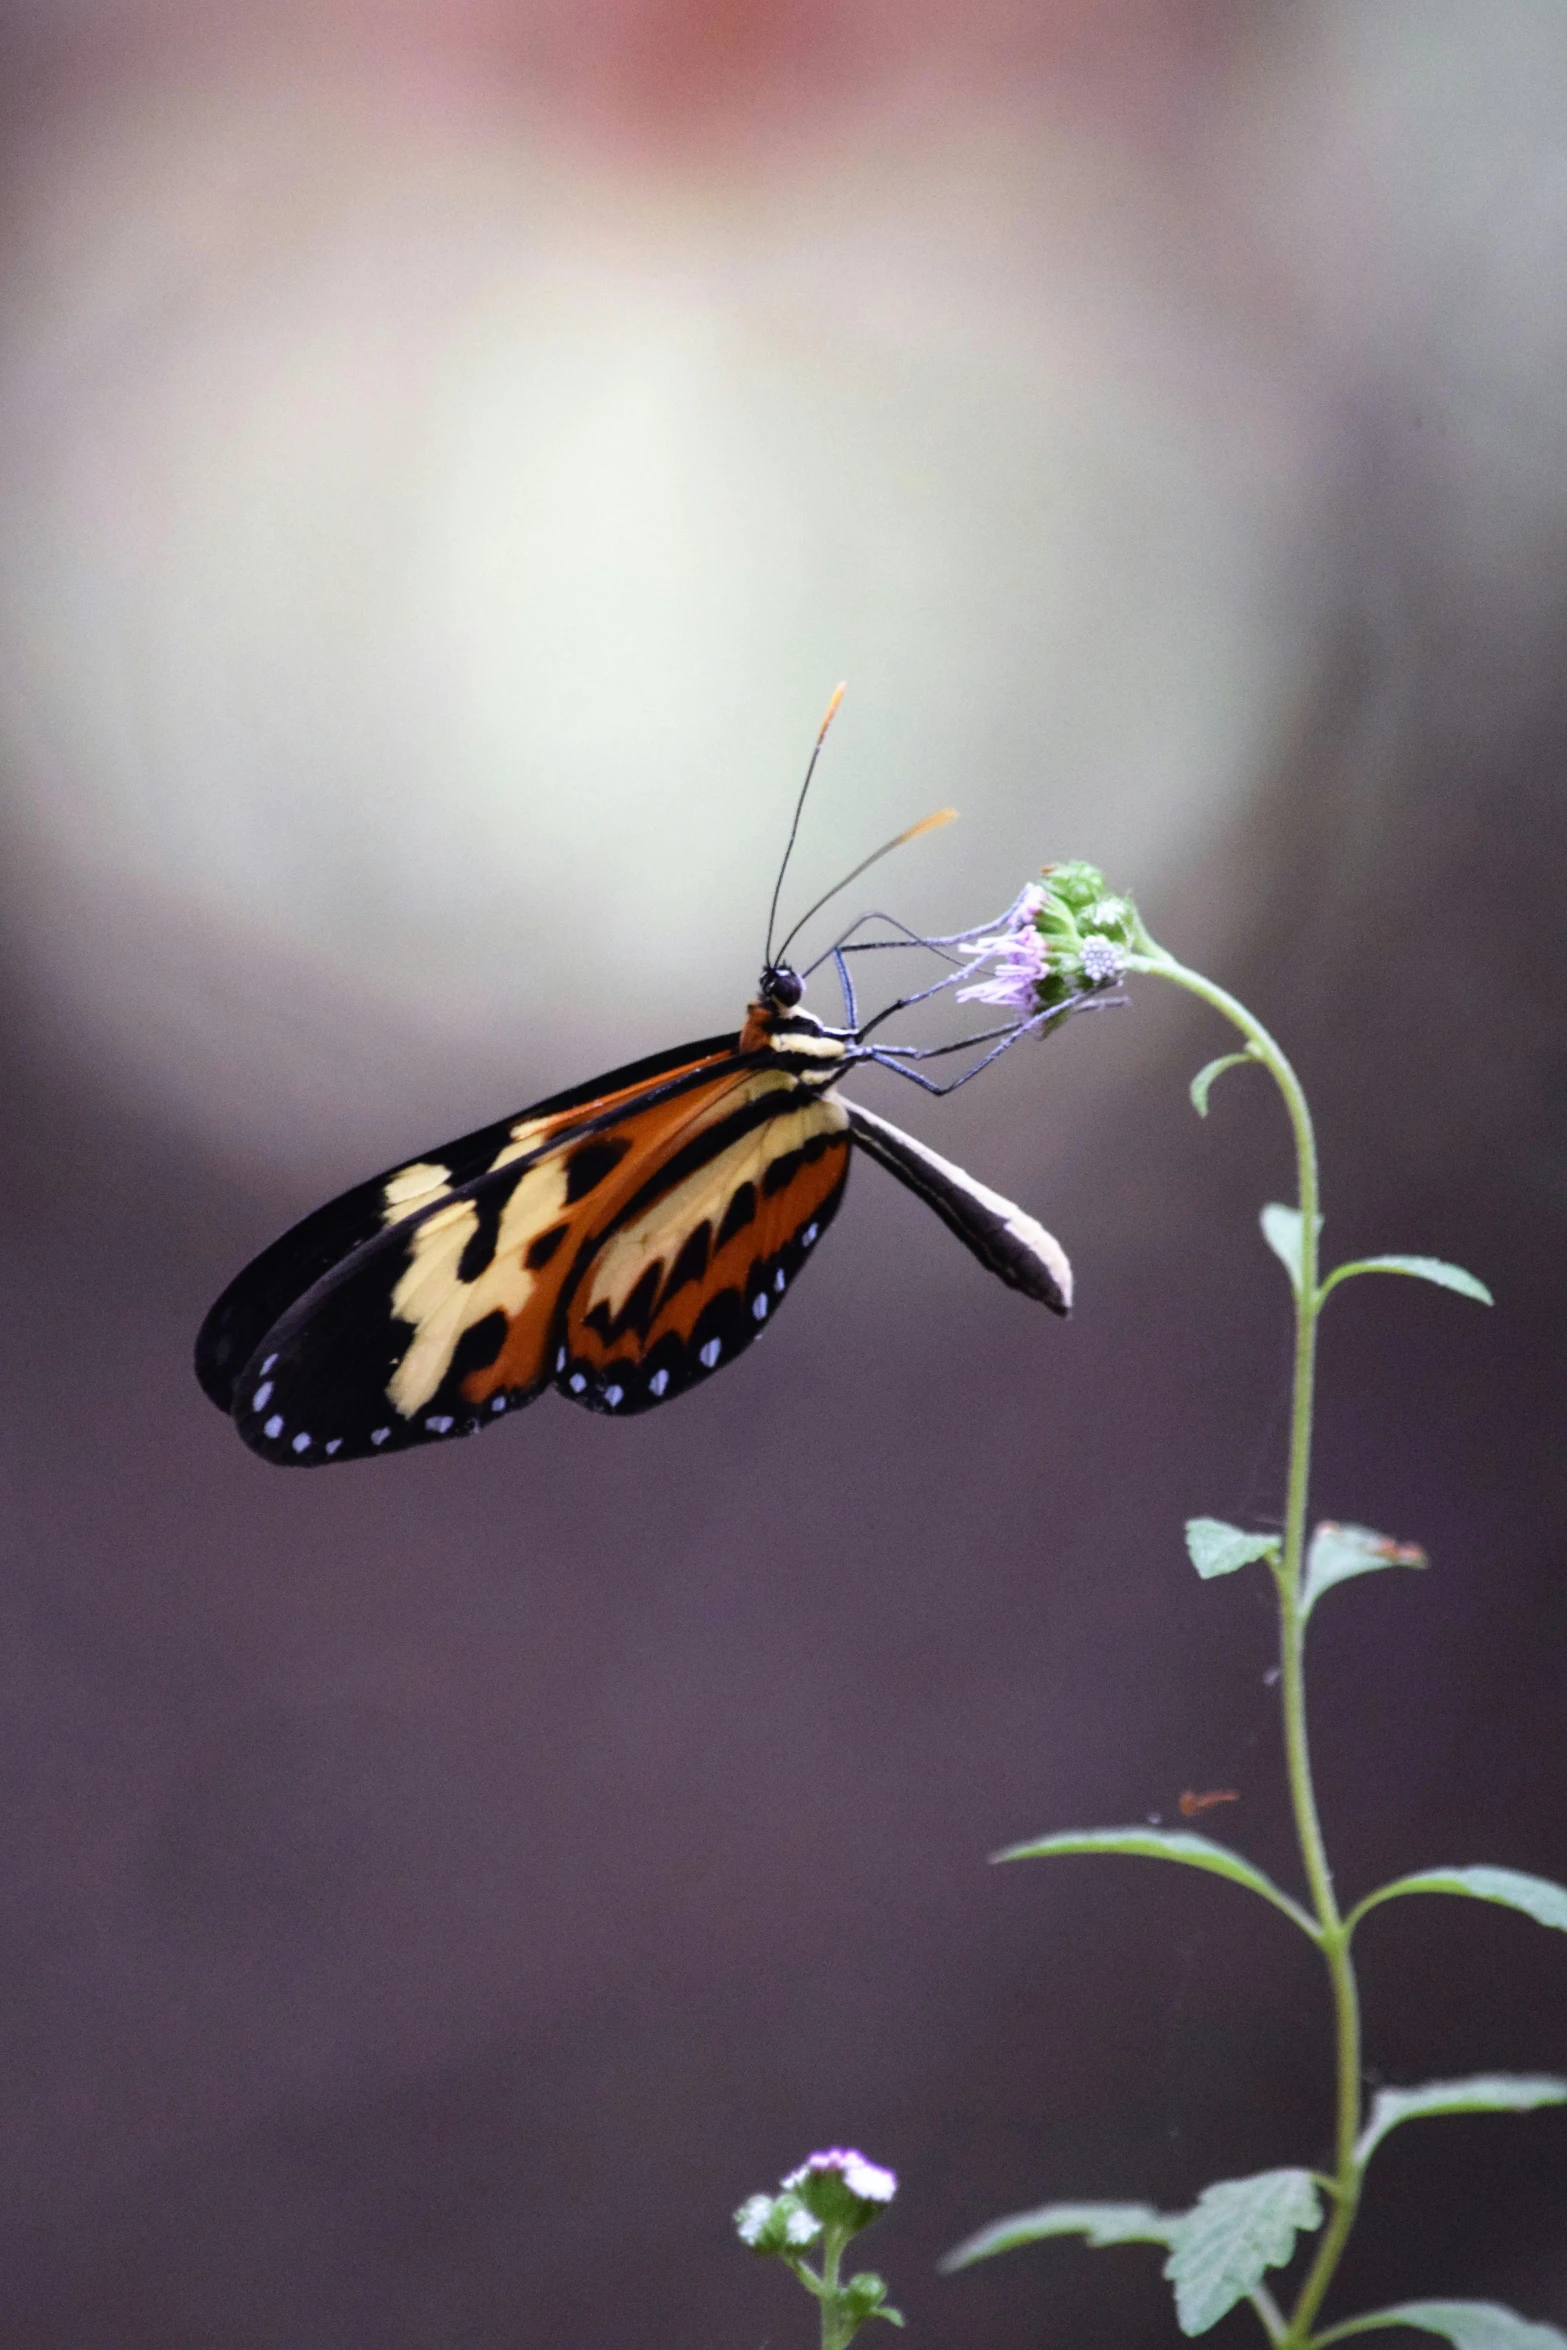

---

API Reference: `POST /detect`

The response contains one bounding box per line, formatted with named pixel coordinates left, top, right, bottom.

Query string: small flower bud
left=842, top=2270, right=905, bottom=2328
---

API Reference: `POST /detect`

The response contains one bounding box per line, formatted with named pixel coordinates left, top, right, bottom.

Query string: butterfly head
left=758, top=963, right=805, bottom=1010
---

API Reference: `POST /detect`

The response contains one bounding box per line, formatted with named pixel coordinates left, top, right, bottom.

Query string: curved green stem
left=1125, top=946, right=1362, bottom=2348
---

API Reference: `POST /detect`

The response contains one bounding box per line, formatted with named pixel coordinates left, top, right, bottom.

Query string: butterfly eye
left=763, top=965, right=804, bottom=1008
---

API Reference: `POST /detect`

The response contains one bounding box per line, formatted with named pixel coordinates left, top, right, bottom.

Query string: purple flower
left=955, top=887, right=1051, bottom=1008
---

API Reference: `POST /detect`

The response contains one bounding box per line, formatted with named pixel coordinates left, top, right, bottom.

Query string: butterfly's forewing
left=220, top=1046, right=848, bottom=1464
left=549, top=1075, right=851, bottom=1414
left=195, top=1032, right=739, bottom=1415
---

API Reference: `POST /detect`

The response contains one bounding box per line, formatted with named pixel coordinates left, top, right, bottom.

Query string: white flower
left=735, top=2195, right=775, bottom=2246
left=783, top=2148, right=898, bottom=2204
left=784, top=2206, right=823, bottom=2246
left=1079, top=936, right=1125, bottom=986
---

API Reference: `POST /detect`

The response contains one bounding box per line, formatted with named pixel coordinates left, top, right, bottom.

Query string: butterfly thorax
left=739, top=995, right=856, bottom=1089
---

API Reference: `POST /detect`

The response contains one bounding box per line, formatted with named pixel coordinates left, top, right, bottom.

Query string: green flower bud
left=1021, top=863, right=1138, bottom=1006
left=841, top=2270, right=905, bottom=2328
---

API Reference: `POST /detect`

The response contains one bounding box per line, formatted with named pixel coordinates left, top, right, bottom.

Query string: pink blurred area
left=3, top=0, right=1232, bottom=143
left=0, top=6, right=1565, bottom=2348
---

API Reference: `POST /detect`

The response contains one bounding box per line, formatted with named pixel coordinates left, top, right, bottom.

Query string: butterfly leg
left=832, top=945, right=859, bottom=1030
left=858, top=995, right=1117, bottom=1094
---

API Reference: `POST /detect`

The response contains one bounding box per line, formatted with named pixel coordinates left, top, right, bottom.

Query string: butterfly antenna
left=764, top=683, right=846, bottom=970
left=773, top=806, right=958, bottom=968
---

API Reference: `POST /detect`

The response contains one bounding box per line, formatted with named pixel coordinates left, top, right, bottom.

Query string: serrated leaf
left=1190, top=1053, right=1254, bottom=1117
left=1302, top=1521, right=1429, bottom=1618
left=1261, top=1203, right=1322, bottom=1296
left=993, top=1827, right=1319, bottom=1939
left=1162, top=2168, right=1322, bottom=2336
left=1186, top=1518, right=1279, bottom=1579
left=1319, top=2301, right=1567, bottom=2350
left=1350, top=1865, right=1567, bottom=1938
left=1355, top=2075, right=1567, bottom=2168
left=940, top=2200, right=1179, bottom=2271
left=1325, top=1254, right=1493, bottom=1306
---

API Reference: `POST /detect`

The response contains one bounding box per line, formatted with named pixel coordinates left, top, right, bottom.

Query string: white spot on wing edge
left=751, top=1294, right=768, bottom=1321
left=569, top=1373, right=587, bottom=1393
left=371, top=1427, right=390, bottom=1446
left=260, top=1354, right=278, bottom=1375
left=774, top=1268, right=786, bottom=1292
left=291, top=1431, right=312, bottom=1454
left=491, top=1395, right=507, bottom=1412
left=649, top=1368, right=669, bottom=1397
left=699, top=1337, right=722, bottom=1369
left=802, top=1222, right=819, bottom=1246
left=604, top=1385, right=624, bottom=1407
left=263, top=1414, right=283, bottom=1439
left=425, top=1414, right=454, bottom=1433
left=325, top=1439, right=342, bottom=1456
left=252, top=1381, right=273, bottom=1410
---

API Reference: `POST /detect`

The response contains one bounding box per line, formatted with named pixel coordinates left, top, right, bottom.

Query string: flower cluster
left=736, top=2149, right=903, bottom=2343
left=955, top=861, right=1140, bottom=1017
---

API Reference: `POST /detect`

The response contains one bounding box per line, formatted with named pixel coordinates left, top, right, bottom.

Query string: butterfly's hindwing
left=548, top=1083, right=852, bottom=1414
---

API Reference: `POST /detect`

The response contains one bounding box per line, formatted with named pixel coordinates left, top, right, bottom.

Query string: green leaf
left=1317, top=2301, right=1567, bottom=2350
left=1261, top=1203, right=1322, bottom=1296
left=941, top=2201, right=1179, bottom=2271
left=1323, top=1253, right=1492, bottom=1306
left=1356, top=2075, right=1567, bottom=2168
left=1302, top=1521, right=1429, bottom=1619
left=1190, top=1052, right=1255, bottom=1117
left=1162, top=2168, right=1322, bottom=2336
left=1186, top=1518, right=1279, bottom=1580
left=1349, top=1865, right=1567, bottom=1939
left=993, top=1827, right=1319, bottom=1939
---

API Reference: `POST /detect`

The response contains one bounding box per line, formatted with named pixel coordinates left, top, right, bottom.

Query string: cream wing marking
left=379, top=1160, right=455, bottom=1223
left=386, top=1155, right=575, bottom=1416
left=840, top=1097, right=1072, bottom=1314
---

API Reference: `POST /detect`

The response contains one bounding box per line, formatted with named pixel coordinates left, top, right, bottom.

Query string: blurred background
left=1, top=0, right=1565, bottom=2342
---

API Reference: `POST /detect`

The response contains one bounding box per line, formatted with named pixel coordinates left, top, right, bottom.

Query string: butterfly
left=195, top=699, right=1079, bottom=1467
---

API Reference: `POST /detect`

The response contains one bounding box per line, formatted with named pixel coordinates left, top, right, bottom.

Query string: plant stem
left=819, top=2225, right=850, bottom=2350
left=1125, top=948, right=1362, bottom=2348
